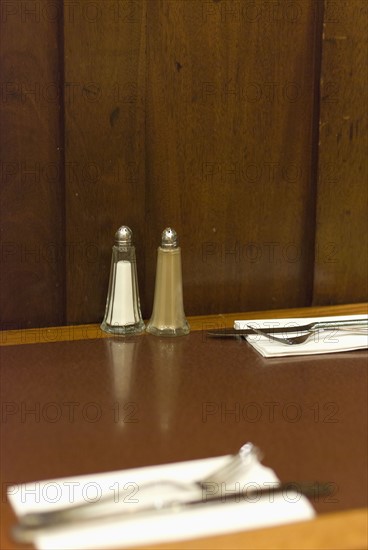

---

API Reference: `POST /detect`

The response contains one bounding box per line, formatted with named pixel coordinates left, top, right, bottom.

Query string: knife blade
left=206, top=318, right=368, bottom=337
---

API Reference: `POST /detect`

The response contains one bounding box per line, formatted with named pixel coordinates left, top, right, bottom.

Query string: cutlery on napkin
left=207, top=316, right=368, bottom=337
left=234, top=314, right=368, bottom=357
left=8, top=449, right=316, bottom=550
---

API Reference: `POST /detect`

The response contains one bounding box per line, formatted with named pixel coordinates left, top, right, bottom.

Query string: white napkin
left=8, top=455, right=315, bottom=549
left=235, top=314, right=368, bottom=357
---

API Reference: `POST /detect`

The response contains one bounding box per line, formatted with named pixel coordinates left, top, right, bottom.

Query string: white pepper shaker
left=146, top=228, right=190, bottom=337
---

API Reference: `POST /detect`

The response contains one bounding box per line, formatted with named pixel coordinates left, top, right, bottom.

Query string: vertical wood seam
left=309, top=0, right=325, bottom=306
left=143, top=0, right=149, bottom=316
left=57, top=3, right=67, bottom=325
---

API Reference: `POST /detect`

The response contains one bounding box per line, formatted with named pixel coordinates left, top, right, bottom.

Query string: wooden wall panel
left=1, top=1, right=366, bottom=329
left=63, top=0, right=147, bottom=323
left=145, top=0, right=321, bottom=315
left=313, top=0, right=368, bottom=305
left=0, top=2, right=65, bottom=329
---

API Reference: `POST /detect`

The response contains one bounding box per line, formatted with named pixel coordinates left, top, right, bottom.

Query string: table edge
left=133, top=507, right=368, bottom=550
left=1, top=303, right=367, bottom=347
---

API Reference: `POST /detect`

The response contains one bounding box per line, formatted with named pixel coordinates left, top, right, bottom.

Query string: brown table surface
left=1, top=303, right=367, bottom=550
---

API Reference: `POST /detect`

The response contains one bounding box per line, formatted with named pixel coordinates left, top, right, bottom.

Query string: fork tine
left=201, top=443, right=260, bottom=484
left=247, top=325, right=311, bottom=345
left=247, top=325, right=368, bottom=346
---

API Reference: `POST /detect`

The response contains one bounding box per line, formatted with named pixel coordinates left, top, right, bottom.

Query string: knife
left=206, top=318, right=368, bottom=337
left=12, top=482, right=332, bottom=543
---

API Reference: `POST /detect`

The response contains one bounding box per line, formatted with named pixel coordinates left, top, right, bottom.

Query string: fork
left=248, top=324, right=368, bottom=346
left=15, top=443, right=261, bottom=532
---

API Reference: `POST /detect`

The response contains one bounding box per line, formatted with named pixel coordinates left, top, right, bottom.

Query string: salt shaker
left=100, top=226, right=145, bottom=335
left=146, top=228, right=190, bottom=337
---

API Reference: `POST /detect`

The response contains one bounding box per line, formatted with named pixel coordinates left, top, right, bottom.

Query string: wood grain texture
left=313, top=0, right=368, bottom=304
left=1, top=1, right=367, bottom=329
left=145, top=0, right=320, bottom=315
left=0, top=2, right=65, bottom=329
left=63, top=0, right=147, bottom=323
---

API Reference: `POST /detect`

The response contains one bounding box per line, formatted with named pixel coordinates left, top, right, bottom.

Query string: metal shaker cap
left=161, top=227, right=178, bottom=249
left=115, top=226, right=132, bottom=245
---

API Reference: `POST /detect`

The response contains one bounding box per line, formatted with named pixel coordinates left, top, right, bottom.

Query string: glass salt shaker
left=100, top=226, right=145, bottom=335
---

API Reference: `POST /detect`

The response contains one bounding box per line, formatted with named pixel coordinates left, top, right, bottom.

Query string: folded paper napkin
left=8, top=454, right=315, bottom=549
left=235, top=314, right=368, bottom=358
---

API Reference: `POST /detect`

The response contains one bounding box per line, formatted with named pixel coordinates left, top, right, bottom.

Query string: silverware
left=248, top=323, right=368, bottom=346
left=12, top=443, right=261, bottom=542
left=207, top=318, right=368, bottom=338
left=12, top=478, right=333, bottom=543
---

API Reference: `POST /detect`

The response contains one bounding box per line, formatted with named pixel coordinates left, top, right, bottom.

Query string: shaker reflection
left=105, top=337, right=141, bottom=428
left=146, top=337, right=184, bottom=433
left=105, top=335, right=185, bottom=436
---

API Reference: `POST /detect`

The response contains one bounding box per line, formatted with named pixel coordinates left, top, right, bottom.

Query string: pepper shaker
left=101, top=226, right=145, bottom=335
left=146, top=228, right=190, bottom=337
